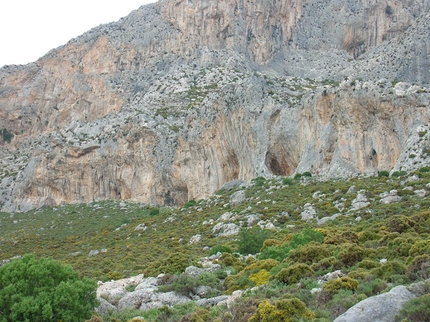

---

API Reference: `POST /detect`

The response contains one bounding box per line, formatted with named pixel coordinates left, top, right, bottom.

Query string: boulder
left=117, top=289, right=156, bottom=310
left=222, top=180, right=248, bottom=191
left=184, top=264, right=222, bottom=278
left=95, top=297, right=117, bottom=316
left=350, top=191, right=370, bottom=210
left=229, top=190, right=246, bottom=207
left=88, top=250, right=99, bottom=257
left=317, top=270, right=345, bottom=285
left=414, top=189, right=428, bottom=197
left=380, top=190, right=402, bottom=204
left=135, top=223, right=147, bottom=231
left=193, top=285, right=214, bottom=297
left=212, top=222, right=240, bottom=237
left=196, top=295, right=230, bottom=307
left=301, top=203, right=316, bottom=221
left=333, top=285, right=416, bottom=322
left=317, top=213, right=341, bottom=226
left=188, top=234, right=202, bottom=244
left=97, top=274, right=145, bottom=305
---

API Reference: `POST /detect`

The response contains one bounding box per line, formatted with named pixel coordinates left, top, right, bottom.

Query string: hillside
left=1, top=0, right=430, bottom=320
left=1, top=0, right=430, bottom=210
left=1, top=170, right=430, bottom=321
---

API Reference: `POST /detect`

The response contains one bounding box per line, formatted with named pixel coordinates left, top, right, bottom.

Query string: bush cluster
left=0, top=255, right=97, bottom=322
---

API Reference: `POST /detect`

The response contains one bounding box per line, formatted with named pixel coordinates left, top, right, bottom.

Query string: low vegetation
left=1, top=168, right=430, bottom=321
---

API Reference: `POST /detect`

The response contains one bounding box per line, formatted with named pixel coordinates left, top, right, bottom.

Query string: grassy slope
left=1, top=170, right=430, bottom=321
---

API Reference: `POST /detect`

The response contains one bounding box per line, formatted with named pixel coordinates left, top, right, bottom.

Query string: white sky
left=0, top=1, right=156, bottom=67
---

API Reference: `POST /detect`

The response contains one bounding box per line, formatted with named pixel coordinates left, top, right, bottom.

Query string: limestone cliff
left=1, top=0, right=430, bottom=211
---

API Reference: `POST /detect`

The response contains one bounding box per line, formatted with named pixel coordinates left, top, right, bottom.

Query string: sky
left=0, top=1, right=156, bottom=67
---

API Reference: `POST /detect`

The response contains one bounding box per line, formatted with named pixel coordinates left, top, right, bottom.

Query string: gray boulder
left=230, top=190, right=246, bottom=207
left=317, top=213, right=341, bottom=226
left=212, top=222, right=240, bottom=237
left=196, top=295, right=230, bottom=306
left=380, top=190, right=402, bottom=204
left=184, top=264, right=222, bottom=278
left=139, top=291, right=190, bottom=311
left=350, top=191, right=370, bottom=210
left=301, top=203, right=316, bottom=221
left=88, top=250, right=99, bottom=257
left=193, top=285, right=214, bottom=297
left=333, top=285, right=416, bottom=322
left=95, top=297, right=117, bottom=316
left=222, top=180, right=247, bottom=191
left=414, top=189, right=428, bottom=197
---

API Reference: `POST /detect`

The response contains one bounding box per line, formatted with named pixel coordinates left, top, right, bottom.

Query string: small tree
left=238, top=227, right=271, bottom=255
left=0, top=254, right=98, bottom=322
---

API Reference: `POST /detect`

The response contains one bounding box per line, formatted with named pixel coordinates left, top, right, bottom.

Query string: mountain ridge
left=1, top=0, right=430, bottom=211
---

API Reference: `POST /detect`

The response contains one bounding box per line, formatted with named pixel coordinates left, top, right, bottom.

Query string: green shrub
left=302, top=171, right=312, bottom=177
left=395, top=294, right=430, bottom=322
left=127, top=318, right=146, bottom=322
left=357, top=230, right=383, bottom=243
left=149, top=208, right=160, bottom=217
left=312, top=256, right=341, bottom=272
left=158, top=274, right=198, bottom=296
left=260, top=229, right=324, bottom=262
left=224, top=273, right=255, bottom=294
left=1, top=128, right=14, bottom=143
left=378, top=171, right=390, bottom=177
left=282, top=178, right=294, bottom=185
left=146, top=251, right=193, bottom=275
left=391, top=171, right=407, bottom=177
left=209, top=245, right=232, bottom=256
left=407, top=254, right=430, bottom=280
left=323, top=277, right=359, bottom=294
left=419, top=166, right=430, bottom=173
left=290, top=228, right=324, bottom=248
left=340, top=231, right=359, bottom=244
left=184, top=200, right=197, bottom=208
left=338, top=244, right=367, bottom=267
left=244, top=259, right=280, bottom=272
left=326, top=289, right=365, bottom=319
left=259, top=244, right=290, bottom=262
left=219, top=253, right=246, bottom=271
left=184, top=308, right=211, bottom=322
left=249, top=270, right=271, bottom=286
left=0, top=254, right=97, bottom=322
left=221, top=297, right=261, bottom=322
left=409, top=240, right=430, bottom=257
left=107, top=271, right=123, bottom=280
left=276, top=264, right=314, bottom=285
left=347, top=268, right=370, bottom=280
left=294, top=173, right=302, bottom=180
left=356, top=277, right=387, bottom=296
left=387, top=236, right=420, bottom=258
left=261, top=239, right=283, bottom=250
left=370, top=261, right=407, bottom=282
left=158, top=272, right=222, bottom=298
left=288, top=242, right=332, bottom=265
left=388, top=215, right=414, bottom=233
left=237, top=227, right=271, bottom=255
left=249, top=298, right=315, bottom=322
left=411, top=211, right=430, bottom=233
left=251, top=176, right=266, bottom=187
left=358, top=260, right=381, bottom=270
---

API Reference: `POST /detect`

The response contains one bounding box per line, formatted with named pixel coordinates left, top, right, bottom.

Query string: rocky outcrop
left=95, top=263, right=232, bottom=314
left=334, top=285, right=415, bottom=322
left=1, top=0, right=430, bottom=211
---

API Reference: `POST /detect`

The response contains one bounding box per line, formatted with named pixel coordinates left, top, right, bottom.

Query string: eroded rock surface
left=1, top=0, right=430, bottom=211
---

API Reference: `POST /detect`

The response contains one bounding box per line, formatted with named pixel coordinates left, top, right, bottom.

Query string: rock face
left=1, top=0, right=430, bottom=211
